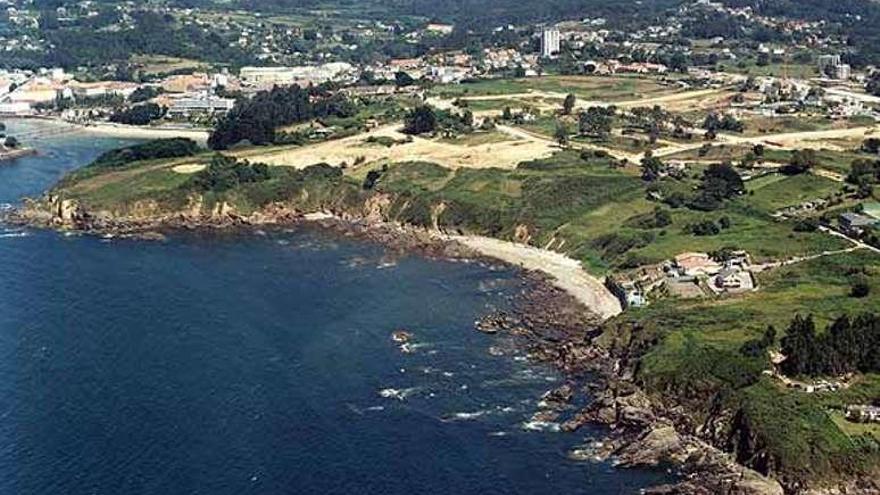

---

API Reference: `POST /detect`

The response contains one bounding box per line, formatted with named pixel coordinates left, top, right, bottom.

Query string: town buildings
left=240, top=63, right=354, bottom=87
left=541, top=28, right=561, bottom=58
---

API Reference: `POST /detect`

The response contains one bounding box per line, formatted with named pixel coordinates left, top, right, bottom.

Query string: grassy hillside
left=605, top=250, right=880, bottom=484
left=54, top=145, right=850, bottom=275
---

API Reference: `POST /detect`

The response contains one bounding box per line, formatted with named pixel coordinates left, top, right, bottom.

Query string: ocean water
left=0, top=120, right=670, bottom=494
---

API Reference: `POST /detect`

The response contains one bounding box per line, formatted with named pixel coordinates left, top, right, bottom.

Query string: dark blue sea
left=0, top=120, right=669, bottom=494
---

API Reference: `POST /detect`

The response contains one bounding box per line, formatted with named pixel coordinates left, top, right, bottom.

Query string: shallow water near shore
left=0, top=119, right=671, bottom=494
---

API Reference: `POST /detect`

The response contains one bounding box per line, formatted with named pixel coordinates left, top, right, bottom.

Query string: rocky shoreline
left=0, top=147, right=37, bottom=163
left=1, top=196, right=791, bottom=495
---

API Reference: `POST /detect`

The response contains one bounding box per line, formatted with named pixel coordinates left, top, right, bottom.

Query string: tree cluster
left=689, top=162, right=745, bottom=211
left=780, top=149, right=817, bottom=175
left=687, top=216, right=731, bottom=236
left=578, top=106, right=615, bottom=139
left=188, top=154, right=271, bottom=192
left=847, top=158, right=880, bottom=187
left=109, top=103, right=166, bottom=126
left=88, top=138, right=200, bottom=169
left=867, top=71, right=880, bottom=97
left=702, top=112, right=744, bottom=133
left=402, top=105, right=473, bottom=136
left=209, top=85, right=355, bottom=150
left=780, top=313, right=880, bottom=378
left=740, top=325, right=777, bottom=358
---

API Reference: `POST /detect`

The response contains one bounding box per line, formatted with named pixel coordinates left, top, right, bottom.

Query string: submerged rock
left=391, top=330, right=413, bottom=343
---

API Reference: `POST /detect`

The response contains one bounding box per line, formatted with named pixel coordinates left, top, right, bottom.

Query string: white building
left=817, top=54, right=841, bottom=73
left=541, top=29, right=561, bottom=58
left=240, top=63, right=354, bottom=86
left=167, top=96, right=235, bottom=116
left=834, top=63, right=851, bottom=80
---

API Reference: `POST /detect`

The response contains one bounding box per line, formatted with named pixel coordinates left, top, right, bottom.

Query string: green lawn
left=431, top=75, right=677, bottom=102
left=746, top=173, right=843, bottom=212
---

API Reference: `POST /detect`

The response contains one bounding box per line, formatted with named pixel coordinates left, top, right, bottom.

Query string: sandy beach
left=76, top=122, right=210, bottom=144
left=450, top=235, right=623, bottom=320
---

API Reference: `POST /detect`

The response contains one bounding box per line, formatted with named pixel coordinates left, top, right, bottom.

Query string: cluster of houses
left=0, top=67, right=239, bottom=121
left=774, top=198, right=830, bottom=220
left=839, top=211, right=879, bottom=237
left=606, top=250, right=755, bottom=308
left=785, top=378, right=846, bottom=394
left=845, top=405, right=880, bottom=424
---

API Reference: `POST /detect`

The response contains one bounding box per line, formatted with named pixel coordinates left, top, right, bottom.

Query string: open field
left=429, top=75, right=681, bottom=102
left=745, top=173, right=842, bottom=211
left=831, top=411, right=880, bottom=438
left=664, top=144, right=877, bottom=176
left=130, top=55, right=209, bottom=75
left=228, top=124, right=556, bottom=170
left=716, top=60, right=819, bottom=79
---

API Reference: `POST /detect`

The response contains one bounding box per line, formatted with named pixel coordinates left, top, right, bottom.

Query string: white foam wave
left=378, top=387, right=420, bottom=401
left=443, top=410, right=490, bottom=421
left=521, top=420, right=561, bottom=433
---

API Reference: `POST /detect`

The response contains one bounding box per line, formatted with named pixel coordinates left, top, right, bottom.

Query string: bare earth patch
left=231, top=124, right=556, bottom=170
left=172, top=164, right=207, bottom=174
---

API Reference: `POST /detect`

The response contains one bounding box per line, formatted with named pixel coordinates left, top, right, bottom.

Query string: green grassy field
left=431, top=75, right=678, bottom=102
left=666, top=145, right=874, bottom=175
left=746, top=173, right=843, bottom=212
left=716, top=60, right=819, bottom=79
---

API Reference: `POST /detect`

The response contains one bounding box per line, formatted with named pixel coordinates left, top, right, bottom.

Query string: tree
left=702, top=112, right=743, bottom=133
left=756, top=52, right=770, bottom=66
left=402, top=105, right=437, bottom=135
left=851, top=277, right=870, bottom=298
left=129, top=86, right=162, bottom=103
left=780, top=315, right=819, bottom=377
left=669, top=51, right=689, bottom=73
left=861, top=138, right=880, bottom=154
left=640, top=152, right=664, bottom=182
left=578, top=106, right=614, bottom=139
left=554, top=122, right=570, bottom=148
left=461, top=110, right=474, bottom=128
left=562, top=93, right=576, bottom=115
left=363, top=169, right=384, bottom=190
left=740, top=325, right=777, bottom=358
left=689, top=162, right=744, bottom=210
left=109, top=103, right=165, bottom=126
left=782, top=149, right=818, bottom=175
left=4, top=136, right=19, bottom=148
left=867, top=71, right=880, bottom=97
left=394, top=71, right=415, bottom=87
left=752, top=144, right=765, bottom=157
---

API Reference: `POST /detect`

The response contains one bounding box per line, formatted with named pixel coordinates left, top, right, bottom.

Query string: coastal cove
left=0, top=122, right=674, bottom=493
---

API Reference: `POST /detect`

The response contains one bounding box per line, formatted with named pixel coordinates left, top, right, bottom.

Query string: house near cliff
left=605, top=264, right=665, bottom=308
left=672, top=252, right=721, bottom=277
left=846, top=405, right=880, bottom=423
